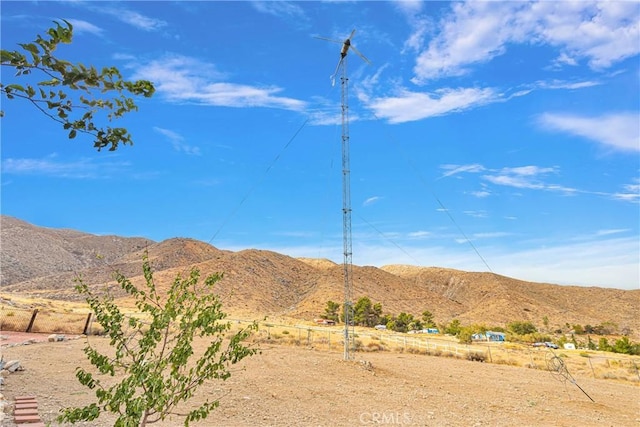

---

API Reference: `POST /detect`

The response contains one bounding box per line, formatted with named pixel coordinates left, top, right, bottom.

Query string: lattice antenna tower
left=315, top=29, right=370, bottom=360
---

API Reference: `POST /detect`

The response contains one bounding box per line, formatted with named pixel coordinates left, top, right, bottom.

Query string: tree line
left=321, top=299, right=640, bottom=355
left=321, top=296, right=437, bottom=333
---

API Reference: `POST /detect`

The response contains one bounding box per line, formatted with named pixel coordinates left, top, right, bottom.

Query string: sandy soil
left=1, top=335, right=639, bottom=427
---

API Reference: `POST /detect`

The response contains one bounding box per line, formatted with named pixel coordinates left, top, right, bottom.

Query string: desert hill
left=1, top=216, right=153, bottom=287
left=1, top=215, right=638, bottom=337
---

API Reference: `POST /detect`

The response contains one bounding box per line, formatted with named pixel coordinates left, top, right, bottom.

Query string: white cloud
left=131, top=55, right=306, bottom=111
left=1, top=155, right=130, bottom=179
left=445, top=163, right=639, bottom=202
left=66, top=19, right=104, bottom=36
left=394, top=1, right=423, bottom=16
left=408, top=230, right=431, bottom=239
left=538, top=112, right=640, bottom=152
left=439, top=163, right=485, bottom=178
left=482, top=166, right=580, bottom=193
left=464, top=210, right=488, bottom=219
left=596, top=229, right=629, bottom=237
left=470, top=190, right=491, bottom=198
left=153, top=127, right=201, bottom=156
left=363, top=196, right=382, bottom=206
left=411, top=1, right=640, bottom=83
left=534, top=79, right=601, bottom=90
left=251, top=1, right=306, bottom=20
left=100, top=7, right=167, bottom=31
left=611, top=179, right=640, bottom=203
left=366, top=87, right=498, bottom=123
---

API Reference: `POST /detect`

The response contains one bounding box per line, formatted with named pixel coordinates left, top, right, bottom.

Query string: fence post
left=528, top=348, right=534, bottom=367
left=83, top=313, right=93, bottom=335
left=25, top=309, right=38, bottom=333
left=487, top=345, right=493, bottom=363
left=588, top=357, right=596, bottom=378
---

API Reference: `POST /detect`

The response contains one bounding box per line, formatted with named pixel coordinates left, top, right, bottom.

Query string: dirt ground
left=1, top=333, right=639, bottom=427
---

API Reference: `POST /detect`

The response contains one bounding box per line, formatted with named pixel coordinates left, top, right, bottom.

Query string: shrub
left=467, top=351, right=486, bottom=362
left=58, top=254, right=258, bottom=427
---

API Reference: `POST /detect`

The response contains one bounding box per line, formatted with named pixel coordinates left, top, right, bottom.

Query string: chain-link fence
left=0, top=306, right=92, bottom=335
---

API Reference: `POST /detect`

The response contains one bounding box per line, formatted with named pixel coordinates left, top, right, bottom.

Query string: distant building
left=472, top=331, right=506, bottom=342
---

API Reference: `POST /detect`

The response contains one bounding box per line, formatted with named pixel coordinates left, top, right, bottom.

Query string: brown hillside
left=1, top=216, right=638, bottom=337
left=1, top=215, right=153, bottom=286
left=382, top=265, right=640, bottom=337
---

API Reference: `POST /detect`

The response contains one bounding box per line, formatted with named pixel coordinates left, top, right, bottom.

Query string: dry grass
left=3, top=295, right=639, bottom=384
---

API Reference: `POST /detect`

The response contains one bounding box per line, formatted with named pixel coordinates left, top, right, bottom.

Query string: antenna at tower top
left=315, top=29, right=370, bottom=85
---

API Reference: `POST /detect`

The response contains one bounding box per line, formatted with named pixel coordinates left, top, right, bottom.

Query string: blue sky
left=1, top=1, right=638, bottom=290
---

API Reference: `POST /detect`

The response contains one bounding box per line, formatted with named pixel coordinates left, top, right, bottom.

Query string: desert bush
left=466, top=351, right=486, bottom=362
left=365, top=342, right=384, bottom=352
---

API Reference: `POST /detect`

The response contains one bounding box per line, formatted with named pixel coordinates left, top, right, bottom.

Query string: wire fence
left=0, top=306, right=92, bottom=335
left=1, top=307, right=638, bottom=382
left=251, top=321, right=640, bottom=382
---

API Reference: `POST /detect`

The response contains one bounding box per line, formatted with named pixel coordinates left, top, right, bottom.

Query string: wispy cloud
left=408, top=230, right=431, bottom=239
left=482, top=166, right=577, bottom=193
left=99, top=7, right=167, bottom=31
left=595, top=229, right=629, bottom=237
left=464, top=210, right=488, bottom=219
left=441, top=163, right=639, bottom=203
left=66, top=19, right=104, bottom=36
left=439, top=163, right=485, bottom=179
left=153, top=127, right=201, bottom=156
left=131, top=55, right=306, bottom=111
left=611, top=179, right=640, bottom=203
left=538, top=112, right=640, bottom=152
left=1, top=155, right=130, bottom=179
left=365, top=87, right=498, bottom=123
left=363, top=196, right=382, bottom=206
left=410, top=1, right=640, bottom=83
left=534, top=79, right=601, bottom=90
left=251, top=1, right=307, bottom=20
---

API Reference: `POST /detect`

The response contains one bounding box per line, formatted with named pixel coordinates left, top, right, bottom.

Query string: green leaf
left=18, top=43, right=39, bottom=54
left=6, top=84, right=26, bottom=92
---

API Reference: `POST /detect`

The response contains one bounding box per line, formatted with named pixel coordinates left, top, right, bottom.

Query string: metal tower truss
left=316, top=29, right=369, bottom=361
left=340, top=58, right=355, bottom=360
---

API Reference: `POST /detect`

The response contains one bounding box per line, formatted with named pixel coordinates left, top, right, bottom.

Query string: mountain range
left=1, top=215, right=638, bottom=338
